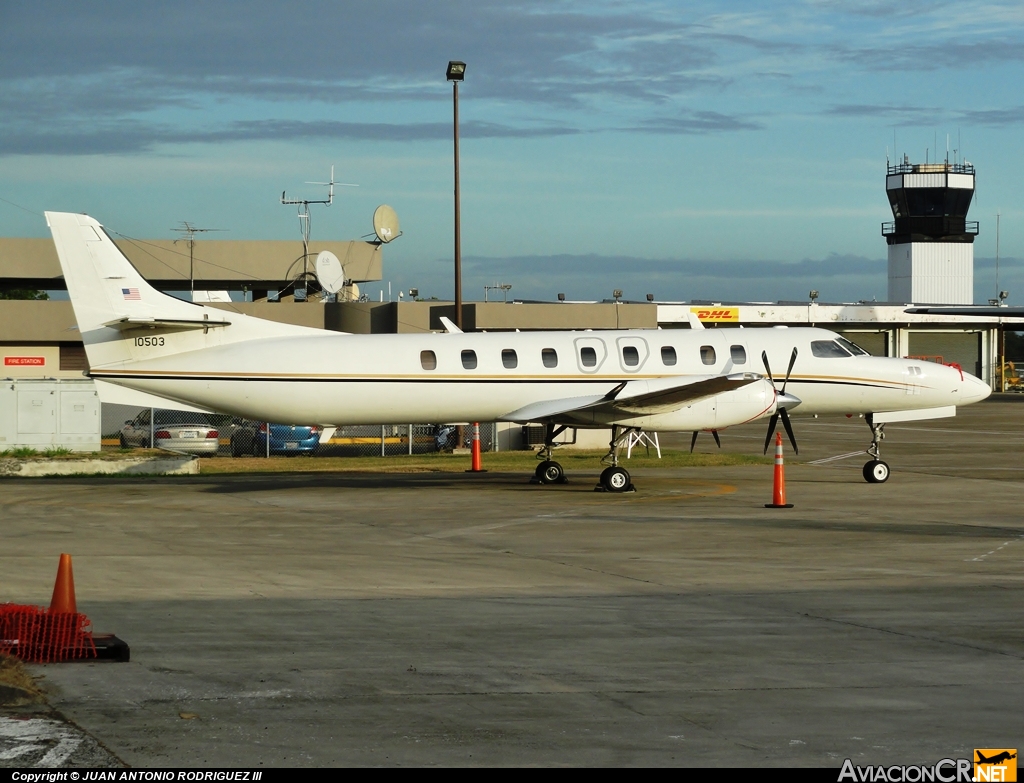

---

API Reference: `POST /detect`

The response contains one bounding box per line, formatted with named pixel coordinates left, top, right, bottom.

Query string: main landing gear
left=532, top=423, right=569, bottom=485
left=596, top=425, right=636, bottom=493
left=530, top=424, right=637, bottom=492
left=863, top=414, right=890, bottom=484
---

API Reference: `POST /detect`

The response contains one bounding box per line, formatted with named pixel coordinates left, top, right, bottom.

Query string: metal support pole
left=381, top=425, right=386, bottom=457
left=149, top=408, right=154, bottom=449
left=408, top=424, right=413, bottom=455
left=453, top=80, right=462, bottom=330
left=266, top=422, right=270, bottom=458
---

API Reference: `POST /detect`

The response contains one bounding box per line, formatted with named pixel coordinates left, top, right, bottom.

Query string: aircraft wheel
left=537, top=460, right=564, bottom=484
left=863, top=459, right=890, bottom=484
left=600, top=466, right=631, bottom=493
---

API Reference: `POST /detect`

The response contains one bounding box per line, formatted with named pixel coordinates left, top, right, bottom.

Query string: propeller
left=689, top=429, right=721, bottom=452
left=762, top=347, right=799, bottom=455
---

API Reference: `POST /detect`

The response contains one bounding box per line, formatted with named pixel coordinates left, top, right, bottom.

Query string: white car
left=119, top=411, right=220, bottom=455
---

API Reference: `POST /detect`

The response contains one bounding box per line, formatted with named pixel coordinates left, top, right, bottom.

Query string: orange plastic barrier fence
left=0, top=604, right=97, bottom=663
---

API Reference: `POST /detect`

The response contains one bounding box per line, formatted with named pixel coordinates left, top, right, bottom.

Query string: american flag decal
left=122, top=288, right=141, bottom=300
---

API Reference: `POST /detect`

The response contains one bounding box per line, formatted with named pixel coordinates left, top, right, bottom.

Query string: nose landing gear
left=863, top=414, right=890, bottom=483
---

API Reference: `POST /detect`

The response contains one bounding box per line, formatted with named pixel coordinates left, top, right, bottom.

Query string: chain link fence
left=101, top=403, right=497, bottom=458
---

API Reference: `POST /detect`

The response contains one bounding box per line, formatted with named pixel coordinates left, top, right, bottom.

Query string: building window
left=420, top=350, right=437, bottom=370
left=542, top=348, right=558, bottom=368
left=661, top=346, right=677, bottom=366
left=622, top=346, right=640, bottom=367
left=580, top=346, right=597, bottom=367
left=461, top=349, right=477, bottom=370
left=700, top=345, right=716, bottom=365
left=730, top=345, right=746, bottom=364
left=502, top=349, right=518, bottom=369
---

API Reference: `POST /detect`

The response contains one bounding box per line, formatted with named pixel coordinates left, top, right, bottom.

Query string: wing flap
left=500, top=373, right=762, bottom=423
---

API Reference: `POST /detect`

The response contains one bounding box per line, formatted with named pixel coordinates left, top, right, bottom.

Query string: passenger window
left=700, top=345, right=716, bottom=365
left=502, top=349, right=518, bottom=369
left=542, top=348, right=558, bottom=368
left=420, top=350, right=437, bottom=370
left=730, top=345, right=746, bottom=363
left=661, top=346, right=677, bottom=366
left=461, top=349, right=477, bottom=370
left=580, top=346, right=597, bottom=367
left=623, top=346, right=640, bottom=367
left=811, top=340, right=852, bottom=358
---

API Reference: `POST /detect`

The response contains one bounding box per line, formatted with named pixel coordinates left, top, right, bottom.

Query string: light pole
left=447, top=60, right=466, bottom=329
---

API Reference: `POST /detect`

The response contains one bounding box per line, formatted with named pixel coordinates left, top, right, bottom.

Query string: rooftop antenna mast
left=172, top=222, right=226, bottom=301
left=280, top=165, right=357, bottom=294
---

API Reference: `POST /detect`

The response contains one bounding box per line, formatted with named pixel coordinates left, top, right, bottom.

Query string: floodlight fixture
left=447, top=61, right=466, bottom=81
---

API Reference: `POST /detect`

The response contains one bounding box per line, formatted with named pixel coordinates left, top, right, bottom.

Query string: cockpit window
left=836, top=336, right=869, bottom=356
left=811, top=340, right=853, bottom=358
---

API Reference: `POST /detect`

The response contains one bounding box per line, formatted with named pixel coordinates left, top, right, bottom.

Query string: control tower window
left=811, top=340, right=852, bottom=358
left=420, top=350, right=437, bottom=370
left=700, top=346, right=716, bottom=365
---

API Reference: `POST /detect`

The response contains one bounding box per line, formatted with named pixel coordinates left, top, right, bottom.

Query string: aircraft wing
left=500, top=372, right=762, bottom=425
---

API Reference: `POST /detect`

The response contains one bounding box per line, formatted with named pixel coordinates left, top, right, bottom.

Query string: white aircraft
left=47, top=211, right=991, bottom=490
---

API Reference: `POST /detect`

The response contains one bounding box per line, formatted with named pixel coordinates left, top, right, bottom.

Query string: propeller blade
left=779, top=408, right=799, bottom=455
left=780, top=347, right=798, bottom=395
left=711, top=430, right=721, bottom=448
left=690, top=431, right=699, bottom=453
left=763, top=412, right=780, bottom=454
left=761, top=350, right=774, bottom=385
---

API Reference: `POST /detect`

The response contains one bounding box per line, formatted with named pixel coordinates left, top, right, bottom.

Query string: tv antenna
left=172, top=221, right=226, bottom=301
left=281, top=165, right=358, bottom=293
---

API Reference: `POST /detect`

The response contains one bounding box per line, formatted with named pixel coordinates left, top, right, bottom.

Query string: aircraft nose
left=959, top=371, right=992, bottom=404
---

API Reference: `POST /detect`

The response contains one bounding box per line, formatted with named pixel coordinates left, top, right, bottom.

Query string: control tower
left=884, top=156, right=978, bottom=304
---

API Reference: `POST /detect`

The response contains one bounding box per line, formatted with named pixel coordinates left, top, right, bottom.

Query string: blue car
left=230, top=421, right=321, bottom=457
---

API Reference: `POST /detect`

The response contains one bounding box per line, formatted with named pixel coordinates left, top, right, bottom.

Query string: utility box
left=0, top=379, right=101, bottom=452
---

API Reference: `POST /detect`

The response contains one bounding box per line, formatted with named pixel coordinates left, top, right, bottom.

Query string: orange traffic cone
left=48, top=553, right=78, bottom=614
left=764, top=432, right=794, bottom=508
left=467, top=422, right=487, bottom=472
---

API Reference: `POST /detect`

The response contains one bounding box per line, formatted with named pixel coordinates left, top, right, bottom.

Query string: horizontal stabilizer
left=104, top=316, right=231, bottom=331
left=501, top=372, right=762, bottom=424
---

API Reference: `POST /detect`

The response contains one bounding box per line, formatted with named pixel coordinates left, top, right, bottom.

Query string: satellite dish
left=372, top=204, right=401, bottom=243
left=315, top=250, right=345, bottom=294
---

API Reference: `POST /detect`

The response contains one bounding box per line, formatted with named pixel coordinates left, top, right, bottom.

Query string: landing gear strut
left=532, top=423, right=568, bottom=484
left=863, top=414, right=890, bottom=483
left=596, top=425, right=636, bottom=493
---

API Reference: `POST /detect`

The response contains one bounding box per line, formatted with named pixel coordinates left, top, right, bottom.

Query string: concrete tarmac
left=1, top=398, right=1022, bottom=766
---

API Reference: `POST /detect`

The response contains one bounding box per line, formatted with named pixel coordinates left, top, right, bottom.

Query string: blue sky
left=2, top=0, right=1023, bottom=303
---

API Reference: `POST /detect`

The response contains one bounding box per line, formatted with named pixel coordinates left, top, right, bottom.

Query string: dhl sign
left=690, top=307, right=739, bottom=323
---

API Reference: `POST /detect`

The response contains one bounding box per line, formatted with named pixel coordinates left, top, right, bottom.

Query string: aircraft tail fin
left=45, top=211, right=326, bottom=371
left=46, top=211, right=202, bottom=333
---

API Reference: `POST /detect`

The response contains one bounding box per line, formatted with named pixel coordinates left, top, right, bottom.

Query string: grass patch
left=198, top=449, right=771, bottom=475
left=0, top=653, right=43, bottom=702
